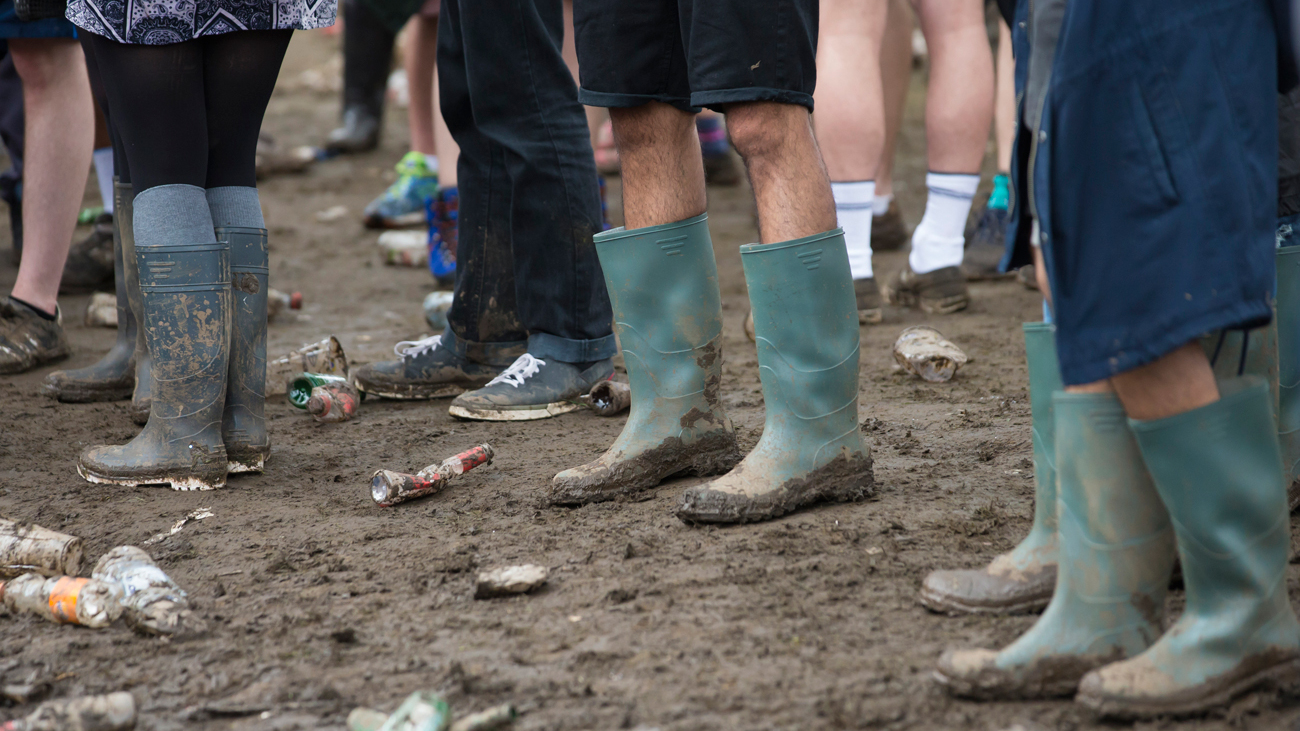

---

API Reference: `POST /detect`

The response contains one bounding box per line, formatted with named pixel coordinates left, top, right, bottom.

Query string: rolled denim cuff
left=442, top=327, right=527, bottom=368
left=528, top=331, right=618, bottom=363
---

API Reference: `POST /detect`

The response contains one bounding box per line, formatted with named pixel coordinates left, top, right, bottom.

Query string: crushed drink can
left=423, top=291, right=454, bottom=331
left=288, top=372, right=350, bottom=409
left=307, top=381, right=362, bottom=423
left=581, top=380, right=630, bottom=417
left=266, top=337, right=349, bottom=396
left=84, top=293, right=117, bottom=328
left=371, top=444, right=494, bottom=507
left=267, top=288, right=303, bottom=322
left=378, top=230, right=429, bottom=267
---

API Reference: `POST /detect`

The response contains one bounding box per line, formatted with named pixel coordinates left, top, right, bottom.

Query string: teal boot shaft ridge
left=550, top=213, right=739, bottom=503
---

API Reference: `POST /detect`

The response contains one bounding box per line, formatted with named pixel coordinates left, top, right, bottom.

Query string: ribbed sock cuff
left=134, top=184, right=217, bottom=248
left=206, top=186, right=266, bottom=230
left=832, top=181, right=875, bottom=280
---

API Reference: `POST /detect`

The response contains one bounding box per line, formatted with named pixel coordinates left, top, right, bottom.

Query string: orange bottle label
left=48, top=577, right=87, bottom=624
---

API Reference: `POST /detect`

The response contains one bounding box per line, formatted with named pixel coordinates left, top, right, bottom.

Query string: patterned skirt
left=67, top=0, right=336, bottom=44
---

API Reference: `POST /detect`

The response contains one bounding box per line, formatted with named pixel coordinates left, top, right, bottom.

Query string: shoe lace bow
left=394, top=334, right=442, bottom=358
left=487, top=353, right=545, bottom=388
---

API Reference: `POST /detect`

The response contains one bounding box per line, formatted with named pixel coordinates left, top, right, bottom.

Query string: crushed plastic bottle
left=0, top=574, right=121, bottom=628
left=267, top=288, right=303, bottom=322
left=422, top=291, right=454, bottom=331
left=92, top=546, right=203, bottom=637
left=0, top=691, right=136, bottom=731
left=371, top=444, right=495, bottom=507
left=288, top=372, right=349, bottom=409
left=308, top=381, right=362, bottom=423
left=266, top=337, right=349, bottom=396
left=0, top=519, right=83, bottom=579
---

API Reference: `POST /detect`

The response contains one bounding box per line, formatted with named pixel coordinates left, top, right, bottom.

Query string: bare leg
left=727, top=102, right=836, bottom=244
left=993, top=17, right=1015, bottom=173
left=875, top=0, right=913, bottom=198
left=433, top=69, right=460, bottom=187
left=913, top=0, right=993, bottom=173
left=8, top=38, right=94, bottom=314
left=405, top=15, right=438, bottom=156
left=609, top=102, right=705, bottom=229
left=815, top=0, right=887, bottom=183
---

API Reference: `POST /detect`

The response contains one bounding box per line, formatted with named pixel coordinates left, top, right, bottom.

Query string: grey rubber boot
left=42, top=180, right=136, bottom=402
left=115, top=186, right=152, bottom=426
left=676, top=228, right=874, bottom=523
left=219, top=227, right=269, bottom=474
left=550, top=214, right=740, bottom=504
left=78, top=240, right=232, bottom=490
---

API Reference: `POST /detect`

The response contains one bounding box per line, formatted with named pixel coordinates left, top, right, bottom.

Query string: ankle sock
left=988, top=173, right=1010, bottom=211
left=872, top=192, right=893, bottom=217
left=832, top=181, right=875, bottom=280
left=135, top=184, right=217, bottom=248
left=93, top=148, right=114, bottom=215
left=205, top=186, right=266, bottom=230
left=9, top=296, right=55, bottom=320
left=696, top=116, right=729, bottom=159
left=909, top=172, right=979, bottom=274
left=424, top=154, right=440, bottom=175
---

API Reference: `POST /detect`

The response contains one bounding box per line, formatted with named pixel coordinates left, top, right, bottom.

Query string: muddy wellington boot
left=219, top=227, right=269, bottom=473
left=110, top=186, right=153, bottom=426
left=920, top=322, right=1063, bottom=615
left=550, top=213, right=741, bottom=504
left=935, top=392, right=1176, bottom=699
left=676, top=228, right=874, bottom=523
left=43, top=181, right=137, bottom=402
left=1277, top=247, right=1300, bottom=509
left=78, top=239, right=232, bottom=490
left=1077, top=378, right=1300, bottom=719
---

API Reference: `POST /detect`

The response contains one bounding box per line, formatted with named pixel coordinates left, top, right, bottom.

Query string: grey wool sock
left=206, top=186, right=266, bottom=229
left=134, top=184, right=217, bottom=247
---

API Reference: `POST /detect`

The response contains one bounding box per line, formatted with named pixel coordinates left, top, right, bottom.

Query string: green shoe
left=676, top=228, right=874, bottom=523
left=1277, top=247, right=1300, bottom=508
left=550, top=214, right=740, bottom=505
left=920, top=322, right=1063, bottom=615
left=935, top=392, right=1176, bottom=699
left=363, top=151, right=439, bottom=229
left=1077, top=378, right=1300, bottom=718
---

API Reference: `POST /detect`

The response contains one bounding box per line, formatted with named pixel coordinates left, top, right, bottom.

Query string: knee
left=609, top=102, right=694, bottom=151
left=9, top=39, right=83, bottom=93
left=724, top=102, right=809, bottom=163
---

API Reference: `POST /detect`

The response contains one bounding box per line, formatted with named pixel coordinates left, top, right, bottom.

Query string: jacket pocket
left=1127, top=80, right=1180, bottom=206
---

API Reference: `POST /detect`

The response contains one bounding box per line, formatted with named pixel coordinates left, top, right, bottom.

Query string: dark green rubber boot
left=676, top=228, right=874, bottom=523
left=78, top=240, right=232, bottom=490
left=42, top=180, right=136, bottom=402
left=1277, top=247, right=1300, bottom=508
left=936, top=392, right=1176, bottom=699
left=920, top=322, right=1063, bottom=615
left=550, top=213, right=740, bottom=504
left=1078, top=378, right=1300, bottom=718
left=219, top=227, right=270, bottom=474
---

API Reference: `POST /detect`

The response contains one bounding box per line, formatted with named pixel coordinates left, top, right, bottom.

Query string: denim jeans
left=438, top=0, right=615, bottom=365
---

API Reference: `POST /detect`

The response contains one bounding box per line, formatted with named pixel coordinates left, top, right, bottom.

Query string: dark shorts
left=0, top=0, right=78, bottom=38
left=572, top=0, right=817, bottom=112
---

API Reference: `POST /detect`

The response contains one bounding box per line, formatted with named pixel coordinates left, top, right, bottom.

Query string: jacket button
left=1038, top=130, right=1048, bottom=142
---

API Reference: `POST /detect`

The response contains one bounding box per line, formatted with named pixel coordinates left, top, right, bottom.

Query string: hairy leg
left=609, top=102, right=705, bottom=229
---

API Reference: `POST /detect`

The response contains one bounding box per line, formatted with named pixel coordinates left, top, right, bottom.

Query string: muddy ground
left=3, top=30, right=1300, bottom=731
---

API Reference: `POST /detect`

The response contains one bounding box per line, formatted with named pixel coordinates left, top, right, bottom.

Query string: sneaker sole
left=355, top=381, right=472, bottom=401
left=77, top=463, right=225, bottom=491
left=882, top=285, right=969, bottom=315
left=363, top=211, right=427, bottom=230
left=858, top=307, right=883, bottom=325
left=42, top=381, right=135, bottom=403
left=448, top=401, right=582, bottom=422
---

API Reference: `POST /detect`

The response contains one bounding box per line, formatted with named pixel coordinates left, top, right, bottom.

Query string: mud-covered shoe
left=324, top=104, right=381, bottom=154
left=882, top=265, right=969, bottom=314
left=961, top=206, right=1010, bottom=280
left=59, top=213, right=115, bottom=294
left=677, top=229, right=874, bottom=524
left=0, top=298, right=70, bottom=375
left=551, top=215, right=741, bottom=505
left=353, top=334, right=505, bottom=400
left=871, top=200, right=909, bottom=252
left=854, top=278, right=883, bottom=324
left=364, top=151, right=439, bottom=229
left=449, top=354, right=612, bottom=422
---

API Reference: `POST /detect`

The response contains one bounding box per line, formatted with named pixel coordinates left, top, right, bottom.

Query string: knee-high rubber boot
left=920, top=322, right=1063, bottom=615
left=549, top=214, right=740, bottom=503
left=676, top=228, right=874, bottom=523
left=41, top=179, right=136, bottom=401
left=219, top=226, right=269, bottom=474
left=77, top=240, right=232, bottom=490
left=935, top=392, right=1176, bottom=699
left=116, top=186, right=152, bottom=426
left=550, top=214, right=739, bottom=501
left=1277, top=247, right=1300, bottom=508
left=1077, top=378, right=1300, bottom=718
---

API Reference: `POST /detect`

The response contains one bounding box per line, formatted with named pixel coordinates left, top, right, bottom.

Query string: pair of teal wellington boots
left=77, top=220, right=271, bottom=490
left=550, top=213, right=874, bottom=522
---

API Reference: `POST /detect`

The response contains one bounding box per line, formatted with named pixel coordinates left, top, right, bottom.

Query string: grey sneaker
left=0, top=297, right=70, bottom=375
left=353, top=334, right=504, bottom=400
left=882, top=265, right=970, bottom=314
left=448, top=354, right=614, bottom=421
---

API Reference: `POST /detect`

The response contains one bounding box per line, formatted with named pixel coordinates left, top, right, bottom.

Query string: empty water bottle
left=92, top=546, right=202, bottom=636
left=0, top=692, right=136, bottom=731
left=0, top=574, right=120, bottom=628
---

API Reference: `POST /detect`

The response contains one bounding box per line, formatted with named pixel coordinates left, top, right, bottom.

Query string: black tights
left=82, top=31, right=292, bottom=194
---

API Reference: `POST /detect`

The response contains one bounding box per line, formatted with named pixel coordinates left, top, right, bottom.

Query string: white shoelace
left=487, top=353, right=545, bottom=388
left=394, top=334, right=442, bottom=358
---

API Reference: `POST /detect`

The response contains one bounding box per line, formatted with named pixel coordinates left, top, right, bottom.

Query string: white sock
left=909, top=172, right=979, bottom=274
left=424, top=154, right=440, bottom=175
left=872, top=192, right=893, bottom=216
left=93, top=147, right=114, bottom=215
left=833, top=180, right=875, bottom=280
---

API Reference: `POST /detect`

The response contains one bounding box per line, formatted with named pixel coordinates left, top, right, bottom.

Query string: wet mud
left=3, top=31, right=1300, bottom=731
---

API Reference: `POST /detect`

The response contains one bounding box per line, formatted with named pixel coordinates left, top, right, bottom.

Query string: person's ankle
left=8, top=294, right=56, bottom=320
